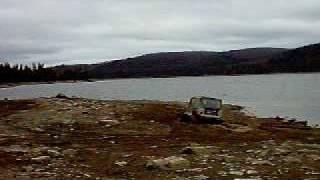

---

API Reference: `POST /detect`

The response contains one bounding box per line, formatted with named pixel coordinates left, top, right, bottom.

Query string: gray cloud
left=0, top=0, right=320, bottom=65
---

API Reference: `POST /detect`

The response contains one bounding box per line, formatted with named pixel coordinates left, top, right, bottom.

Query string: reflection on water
left=1, top=73, right=320, bottom=124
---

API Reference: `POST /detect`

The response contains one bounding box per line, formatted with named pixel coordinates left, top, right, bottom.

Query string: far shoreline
left=1, top=71, right=320, bottom=89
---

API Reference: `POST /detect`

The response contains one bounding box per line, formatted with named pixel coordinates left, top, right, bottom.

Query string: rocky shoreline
left=0, top=80, right=97, bottom=89
left=0, top=96, right=319, bottom=179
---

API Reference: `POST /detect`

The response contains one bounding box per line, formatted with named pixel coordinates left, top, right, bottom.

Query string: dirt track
left=0, top=97, right=320, bottom=179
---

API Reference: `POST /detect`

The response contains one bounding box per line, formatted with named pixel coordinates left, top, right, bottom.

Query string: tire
left=180, top=114, right=191, bottom=122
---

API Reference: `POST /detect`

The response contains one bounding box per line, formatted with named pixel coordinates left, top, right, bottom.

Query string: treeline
left=0, top=62, right=89, bottom=83
left=1, top=43, right=319, bottom=83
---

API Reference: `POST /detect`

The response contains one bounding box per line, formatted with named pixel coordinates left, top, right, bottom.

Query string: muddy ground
left=0, top=97, right=319, bottom=180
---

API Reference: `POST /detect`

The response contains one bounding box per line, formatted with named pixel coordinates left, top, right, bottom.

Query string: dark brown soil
left=0, top=98, right=319, bottom=179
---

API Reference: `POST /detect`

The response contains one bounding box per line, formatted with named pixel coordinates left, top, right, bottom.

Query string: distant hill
left=51, top=43, right=320, bottom=79
left=267, top=43, right=320, bottom=72
left=86, top=48, right=288, bottom=78
left=3, top=43, right=318, bottom=84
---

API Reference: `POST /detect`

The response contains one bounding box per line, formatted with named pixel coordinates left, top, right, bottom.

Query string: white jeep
left=181, top=96, right=223, bottom=123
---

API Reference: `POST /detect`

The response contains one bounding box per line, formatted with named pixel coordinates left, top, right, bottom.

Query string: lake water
left=1, top=73, right=320, bottom=124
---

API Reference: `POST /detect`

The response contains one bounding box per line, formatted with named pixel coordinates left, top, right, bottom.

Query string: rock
left=297, top=149, right=318, bottom=153
left=146, top=156, right=190, bottom=170
left=99, top=119, right=120, bottom=126
left=191, top=175, right=209, bottom=180
left=306, top=154, right=320, bottom=161
left=1, top=145, right=29, bottom=153
left=31, top=156, right=51, bottom=163
left=221, top=155, right=235, bottom=163
left=115, top=161, right=128, bottom=167
left=246, top=150, right=255, bottom=153
left=22, top=166, right=34, bottom=173
left=246, top=170, right=258, bottom=175
left=55, top=93, right=68, bottom=99
left=258, top=149, right=270, bottom=157
left=251, top=160, right=274, bottom=166
left=297, top=143, right=320, bottom=149
left=229, top=171, right=244, bottom=176
left=121, top=153, right=133, bottom=158
left=232, top=126, right=253, bottom=133
left=32, top=127, right=45, bottom=133
left=217, top=171, right=227, bottom=176
left=47, top=149, right=61, bottom=157
left=30, top=146, right=51, bottom=156
left=181, top=145, right=213, bottom=155
left=82, top=111, right=89, bottom=114
left=62, top=149, right=77, bottom=157
left=283, top=156, right=302, bottom=163
left=15, top=174, right=32, bottom=180
left=274, top=148, right=291, bottom=156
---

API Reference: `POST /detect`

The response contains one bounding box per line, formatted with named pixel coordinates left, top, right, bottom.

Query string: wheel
left=180, top=114, right=191, bottom=122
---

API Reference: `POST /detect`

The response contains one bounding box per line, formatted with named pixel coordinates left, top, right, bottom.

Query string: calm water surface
left=1, top=73, right=320, bottom=124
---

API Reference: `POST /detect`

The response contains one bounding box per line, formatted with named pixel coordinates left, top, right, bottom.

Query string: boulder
left=146, top=156, right=190, bottom=170
left=55, top=93, right=68, bottom=99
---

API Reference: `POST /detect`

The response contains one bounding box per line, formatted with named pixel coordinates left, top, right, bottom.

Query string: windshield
left=201, top=98, right=221, bottom=109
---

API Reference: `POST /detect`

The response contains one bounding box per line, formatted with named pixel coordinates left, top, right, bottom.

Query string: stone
left=115, top=161, right=128, bottom=166
left=258, top=150, right=270, bottom=157
left=32, top=128, right=45, bottom=133
left=181, top=146, right=212, bottom=155
left=99, top=119, right=120, bottom=126
left=251, top=160, right=274, bottom=166
left=297, top=143, right=320, bottom=149
left=297, top=149, right=318, bottom=153
left=192, top=175, right=209, bottom=180
left=274, top=148, right=291, bottom=156
left=30, top=147, right=50, bottom=156
left=232, top=126, right=253, bottom=133
left=62, top=149, right=77, bottom=157
left=31, top=156, right=51, bottom=163
left=146, top=156, right=190, bottom=170
left=55, top=93, right=68, bottom=99
left=15, top=174, right=32, bottom=180
left=283, top=156, right=302, bottom=163
left=246, top=150, right=255, bottom=153
left=246, top=170, right=258, bottom=175
left=47, top=149, right=61, bottom=157
left=1, top=145, right=29, bottom=153
left=229, top=171, right=244, bottom=176
left=306, top=154, right=320, bottom=161
left=22, top=166, right=34, bottom=173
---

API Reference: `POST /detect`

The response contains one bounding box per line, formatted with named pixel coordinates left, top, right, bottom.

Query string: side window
left=191, top=98, right=201, bottom=108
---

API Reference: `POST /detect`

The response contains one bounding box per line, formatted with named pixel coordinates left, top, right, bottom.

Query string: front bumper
left=198, top=114, right=223, bottom=122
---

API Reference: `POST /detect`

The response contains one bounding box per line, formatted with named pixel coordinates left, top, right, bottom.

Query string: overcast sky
left=1, top=0, right=320, bottom=65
